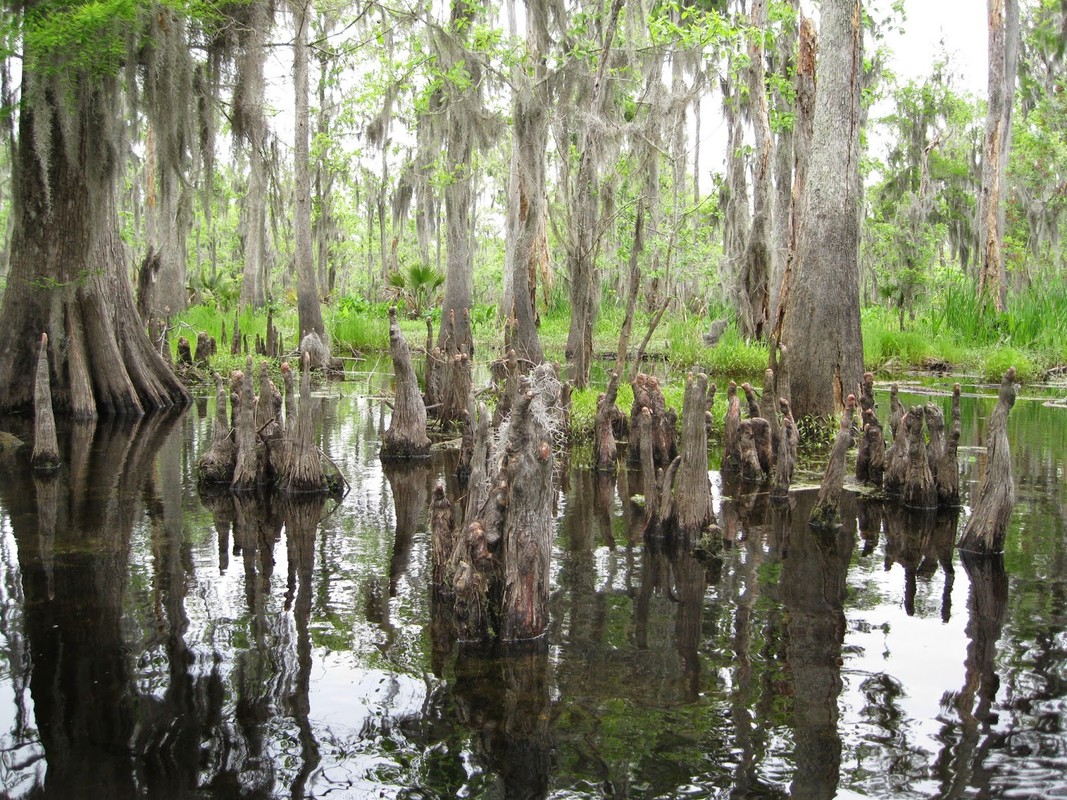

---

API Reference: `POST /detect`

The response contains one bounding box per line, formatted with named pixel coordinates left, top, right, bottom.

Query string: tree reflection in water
left=0, top=383, right=1064, bottom=798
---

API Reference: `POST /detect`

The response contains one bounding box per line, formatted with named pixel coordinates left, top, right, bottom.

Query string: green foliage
left=385, top=264, right=445, bottom=319
left=23, top=0, right=139, bottom=77
left=329, top=296, right=390, bottom=352
left=700, top=325, right=767, bottom=378
left=980, top=347, right=1038, bottom=383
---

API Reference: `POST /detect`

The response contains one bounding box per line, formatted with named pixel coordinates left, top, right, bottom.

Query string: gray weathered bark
left=779, top=0, right=865, bottom=421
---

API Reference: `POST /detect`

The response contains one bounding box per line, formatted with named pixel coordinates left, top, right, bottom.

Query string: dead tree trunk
left=197, top=372, right=236, bottom=484
left=958, top=368, right=1017, bottom=554
left=936, top=384, right=962, bottom=507
left=593, top=371, right=621, bottom=472
left=855, top=407, right=885, bottom=486
left=902, top=405, right=937, bottom=509
left=809, top=394, right=856, bottom=529
left=278, top=353, right=327, bottom=494
left=31, top=333, right=60, bottom=471
left=924, top=402, right=945, bottom=479
left=381, top=306, right=431, bottom=460
left=771, top=397, right=798, bottom=500
left=648, top=373, right=717, bottom=541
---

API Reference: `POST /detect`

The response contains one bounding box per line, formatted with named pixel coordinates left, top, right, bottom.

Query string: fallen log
left=958, top=368, right=1018, bottom=555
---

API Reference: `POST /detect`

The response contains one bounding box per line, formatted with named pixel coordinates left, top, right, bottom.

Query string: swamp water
left=0, top=375, right=1065, bottom=799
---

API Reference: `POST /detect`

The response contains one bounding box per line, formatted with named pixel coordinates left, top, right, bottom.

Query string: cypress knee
left=197, top=371, right=236, bottom=484
left=231, top=361, right=259, bottom=492
left=380, top=306, right=431, bottom=460
left=593, top=371, right=622, bottom=472
left=936, top=384, right=962, bottom=507
left=278, top=352, right=327, bottom=494
left=855, top=407, right=885, bottom=486
left=902, top=405, right=937, bottom=509
left=810, top=394, right=857, bottom=529
left=958, top=368, right=1018, bottom=555
left=771, top=398, right=798, bottom=500
left=31, top=333, right=60, bottom=472
left=722, top=381, right=742, bottom=475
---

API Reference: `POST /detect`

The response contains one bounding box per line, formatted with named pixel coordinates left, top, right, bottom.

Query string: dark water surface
left=1, top=375, right=1065, bottom=799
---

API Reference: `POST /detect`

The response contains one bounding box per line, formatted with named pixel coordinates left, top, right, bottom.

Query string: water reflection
left=0, top=382, right=1065, bottom=798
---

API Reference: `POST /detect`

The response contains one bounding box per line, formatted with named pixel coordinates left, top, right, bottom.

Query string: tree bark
left=197, top=371, right=236, bottom=484
left=32, top=333, right=60, bottom=471
left=935, top=383, right=962, bottom=506
left=278, top=353, right=327, bottom=493
left=810, top=393, right=857, bottom=529
left=564, top=0, right=626, bottom=389
left=0, top=75, right=188, bottom=417
left=855, top=407, right=885, bottom=486
left=593, top=371, right=621, bottom=472
left=381, top=307, right=431, bottom=460
left=503, top=0, right=550, bottom=366
left=977, top=0, right=1020, bottom=311
left=293, top=0, right=325, bottom=340
left=902, top=405, right=937, bottom=509
left=648, top=373, right=717, bottom=541
left=771, top=398, right=799, bottom=500
left=778, top=2, right=864, bottom=421
left=958, top=368, right=1017, bottom=554
left=237, top=0, right=273, bottom=310
left=736, top=0, right=774, bottom=341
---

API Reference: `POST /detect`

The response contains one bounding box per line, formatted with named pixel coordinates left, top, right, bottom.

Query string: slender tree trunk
left=736, top=0, right=774, bottom=340
left=436, top=0, right=480, bottom=361
left=778, top=1, right=864, bottom=421
left=503, top=0, right=550, bottom=366
left=565, top=0, right=626, bottom=389
left=293, top=0, right=325, bottom=340
left=238, top=0, right=273, bottom=309
left=978, top=0, right=1019, bottom=311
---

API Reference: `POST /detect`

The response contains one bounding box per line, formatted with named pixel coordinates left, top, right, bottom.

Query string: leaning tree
left=0, top=0, right=190, bottom=417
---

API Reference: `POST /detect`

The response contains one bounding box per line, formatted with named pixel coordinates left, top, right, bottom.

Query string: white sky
left=882, top=0, right=989, bottom=95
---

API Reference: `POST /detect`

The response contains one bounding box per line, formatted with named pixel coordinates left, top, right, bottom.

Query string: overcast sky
left=883, top=0, right=989, bottom=94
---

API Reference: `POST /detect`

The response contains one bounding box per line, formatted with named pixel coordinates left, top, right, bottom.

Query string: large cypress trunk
left=777, top=0, right=865, bottom=421
left=0, top=76, right=188, bottom=417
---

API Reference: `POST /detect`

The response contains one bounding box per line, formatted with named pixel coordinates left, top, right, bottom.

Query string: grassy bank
left=172, top=277, right=1066, bottom=391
